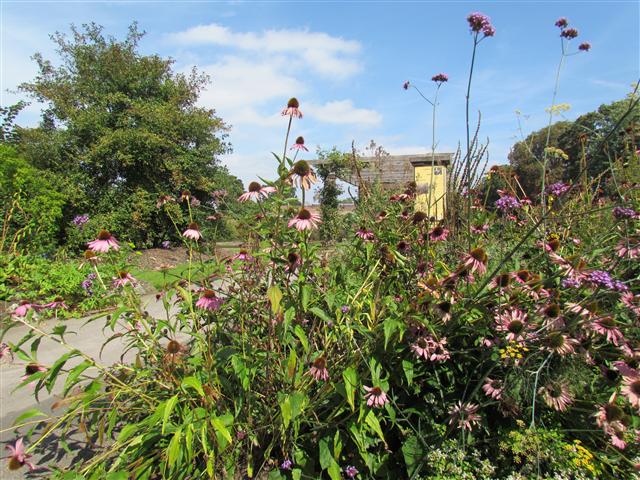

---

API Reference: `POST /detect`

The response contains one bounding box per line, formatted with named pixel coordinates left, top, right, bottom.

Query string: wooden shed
left=308, top=153, right=452, bottom=218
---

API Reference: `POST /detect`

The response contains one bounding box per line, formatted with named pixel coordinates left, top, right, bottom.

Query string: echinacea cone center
left=25, top=364, right=41, bottom=375
left=605, top=403, right=624, bottom=421
left=545, top=304, right=560, bottom=318
left=470, top=248, right=487, bottom=262
left=508, top=321, right=524, bottom=334
left=292, top=160, right=310, bottom=176
left=8, top=457, right=23, bottom=470
left=97, top=230, right=112, bottom=240
left=287, top=97, right=299, bottom=108
left=546, top=332, right=564, bottom=348
left=297, top=209, right=311, bottom=220
left=167, top=340, right=182, bottom=354
left=248, top=182, right=261, bottom=192
left=287, top=252, right=300, bottom=264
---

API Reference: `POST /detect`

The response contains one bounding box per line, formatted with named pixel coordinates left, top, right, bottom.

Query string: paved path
left=0, top=292, right=176, bottom=478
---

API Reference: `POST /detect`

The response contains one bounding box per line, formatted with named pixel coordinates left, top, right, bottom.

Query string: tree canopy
left=12, top=23, right=241, bottom=249
left=508, top=96, right=639, bottom=198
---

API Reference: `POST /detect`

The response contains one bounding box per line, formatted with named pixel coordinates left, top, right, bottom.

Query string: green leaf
left=319, top=437, right=341, bottom=480
left=280, top=396, right=292, bottom=429
left=117, top=423, right=138, bottom=444
left=287, top=349, right=297, bottom=381
left=267, top=285, right=283, bottom=314
left=163, top=394, right=179, bottom=434
left=181, top=376, right=205, bottom=397
left=383, top=319, right=400, bottom=350
left=342, top=367, right=358, bottom=411
left=319, top=437, right=333, bottom=470
left=231, top=355, right=250, bottom=391
left=211, top=416, right=233, bottom=445
left=46, top=350, right=79, bottom=394
left=402, top=435, right=425, bottom=478
left=63, top=360, right=93, bottom=396
left=268, top=470, right=284, bottom=480
left=365, top=410, right=386, bottom=445
left=30, top=337, right=41, bottom=359
left=105, top=472, right=128, bottom=480
left=310, top=306, right=332, bottom=323
left=167, top=427, right=182, bottom=467
left=13, top=408, right=47, bottom=426
left=402, top=360, right=414, bottom=386
left=301, top=285, right=311, bottom=311
left=293, top=325, right=309, bottom=353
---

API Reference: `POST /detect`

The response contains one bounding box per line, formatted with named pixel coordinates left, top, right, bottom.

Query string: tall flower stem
left=282, top=115, right=293, bottom=174
left=464, top=33, right=479, bottom=249
left=541, top=39, right=566, bottom=228
left=427, top=84, right=441, bottom=220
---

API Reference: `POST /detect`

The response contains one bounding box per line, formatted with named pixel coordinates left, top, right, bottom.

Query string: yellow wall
left=414, top=165, right=447, bottom=219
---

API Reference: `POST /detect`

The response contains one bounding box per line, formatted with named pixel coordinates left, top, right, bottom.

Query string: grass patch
left=132, top=262, right=212, bottom=290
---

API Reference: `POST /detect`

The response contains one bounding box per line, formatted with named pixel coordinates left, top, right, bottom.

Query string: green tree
left=16, top=23, right=240, bottom=247
left=315, top=148, right=350, bottom=242
left=508, top=121, right=571, bottom=199
left=508, top=96, right=640, bottom=199
left=559, top=96, right=640, bottom=183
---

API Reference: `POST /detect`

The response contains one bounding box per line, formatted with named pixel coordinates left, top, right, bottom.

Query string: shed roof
left=307, top=153, right=453, bottom=188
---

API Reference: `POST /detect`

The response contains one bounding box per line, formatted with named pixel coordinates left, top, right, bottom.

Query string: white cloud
left=192, top=56, right=305, bottom=127
left=168, top=23, right=361, bottom=79
left=305, top=100, right=382, bottom=127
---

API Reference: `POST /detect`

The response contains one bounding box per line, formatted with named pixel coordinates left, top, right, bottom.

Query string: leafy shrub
left=0, top=145, right=66, bottom=254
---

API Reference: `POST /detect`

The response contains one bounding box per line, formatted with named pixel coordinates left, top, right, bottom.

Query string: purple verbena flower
left=73, top=214, right=89, bottom=229
left=161, top=240, right=171, bottom=249
left=81, top=276, right=93, bottom=295
left=341, top=305, right=350, bottom=314
left=561, top=28, right=579, bottom=39
left=579, top=42, right=591, bottom=51
left=547, top=182, right=570, bottom=197
left=588, top=270, right=615, bottom=290
left=431, top=73, right=449, bottom=83
left=280, top=459, right=293, bottom=471
left=467, top=12, right=495, bottom=37
left=613, top=280, right=629, bottom=292
left=403, top=81, right=410, bottom=90
left=345, top=465, right=359, bottom=478
left=561, top=277, right=582, bottom=289
left=613, top=207, right=639, bottom=220
left=495, top=195, right=521, bottom=211
left=555, top=17, right=568, bottom=29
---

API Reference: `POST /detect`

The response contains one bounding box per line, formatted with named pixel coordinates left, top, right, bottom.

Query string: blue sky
left=2, top=1, right=638, bottom=197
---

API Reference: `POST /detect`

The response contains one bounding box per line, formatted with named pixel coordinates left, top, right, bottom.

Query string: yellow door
left=414, top=165, right=447, bottom=220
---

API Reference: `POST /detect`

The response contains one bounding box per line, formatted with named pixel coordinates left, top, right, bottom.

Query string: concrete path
left=0, top=292, right=177, bottom=478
